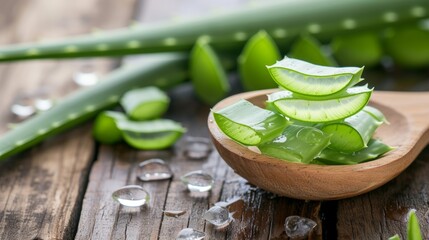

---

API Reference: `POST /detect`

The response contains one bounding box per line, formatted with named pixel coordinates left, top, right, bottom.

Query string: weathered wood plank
left=0, top=0, right=137, bottom=239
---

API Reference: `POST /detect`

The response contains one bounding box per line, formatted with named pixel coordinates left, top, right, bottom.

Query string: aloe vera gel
left=214, top=56, right=392, bottom=165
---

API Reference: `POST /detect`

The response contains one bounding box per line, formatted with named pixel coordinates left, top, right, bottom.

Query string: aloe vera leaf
left=317, top=139, right=393, bottom=164
left=388, top=234, right=401, bottom=240
left=92, top=111, right=127, bottom=144
left=190, top=39, right=230, bottom=105
left=258, top=125, right=331, bottom=163
left=267, top=56, right=363, bottom=96
left=384, top=25, right=429, bottom=68
left=0, top=1, right=427, bottom=62
left=116, top=119, right=185, bottom=150
left=289, top=34, right=336, bottom=66
left=213, top=99, right=288, bottom=146
left=120, top=86, right=170, bottom=120
left=238, top=30, right=280, bottom=90
left=272, top=85, right=373, bottom=123
left=363, top=105, right=389, bottom=124
left=320, top=107, right=383, bottom=152
left=407, top=209, right=423, bottom=240
left=331, top=32, right=382, bottom=67
left=0, top=54, right=187, bottom=161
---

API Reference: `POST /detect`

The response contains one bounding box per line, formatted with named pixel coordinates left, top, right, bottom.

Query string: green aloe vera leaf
left=321, top=107, right=383, bottom=152
left=331, top=32, right=382, bottom=67
left=289, top=34, right=336, bottom=66
left=267, top=56, right=363, bottom=96
left=92, top=111, right=127, bottom=144
left=384, top=25, right=429, bottom=68
left=363, top=105, right=389, bottom=124
left=388, top=234, right=401, bottom=240
left=407, top=209, right=423, bottom=240
left=258, top=124, right=331, bottom=163
left=190, top=39, right=230, bottom=106
left=0, top=1, right=427, bottom=62
left=213, top=99, right=288, bottom=146
left=238, top=30, right=280, bottom=90
left=116, top=119, right=185, bottom=150
left=0, top=54, right=187, bottom=161
left=120, top=86, right=170, bottom=120
left=272, top=85, right=373, bottom=123
left=317, top=139, right=393, bottom=164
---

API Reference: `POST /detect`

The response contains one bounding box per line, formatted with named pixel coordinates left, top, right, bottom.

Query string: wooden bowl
left=208, top=89, right=429, bottom=200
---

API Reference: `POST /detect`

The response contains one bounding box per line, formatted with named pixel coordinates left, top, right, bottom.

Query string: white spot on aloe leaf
left=342, top=19, right=357, bottom=29
left=85, top=105, right=96, bottom=112
left=163, top=38, right=177, bottom=46
left=26, top=48, right=40, bottom=56
left=307, top=24, right=321, bottom=34
left=15, top=140, right=25, bottom=146
left=383, top=12, right=398, bottom=22
left=199, top=35, right=212, bottom=44
left=273, top=28, right=288, bottom=38
left=52, top=121, right=61, bottom=127
left=68, top=113, right=77, bottom=120
left=37, top=129, right=48, bottom=135
left=96, top=44, right=109, bottom=51
left=64, top=45, right=78, bottom=53
left=234, top=32, right=248, bottom=41
left=127, top=40, right=141, bottom=49
left=411, top=6, right=426, bottom=17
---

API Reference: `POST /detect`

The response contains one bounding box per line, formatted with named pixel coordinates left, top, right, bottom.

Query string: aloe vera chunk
left=258, top=125, right=331, bottom=163
left=120, top=86, right=169, bottom=120
left=321, top=106, right=383, bottom=152
left=190, top=39, right=230, bottom=105
left=317, top=139, right=393, bottom=164
left=408, top=209, right=423, bottom=240
left=213, top=99, right=288, bottom=146
left=92, top=111, right=127, bottom=144
left=238, top=30, right=280, bottom=90
left=116, top=119, right=185, bottom=150
left=289, top=34, right=336, bottom=66
left=272, top=85, right=373, bottom=123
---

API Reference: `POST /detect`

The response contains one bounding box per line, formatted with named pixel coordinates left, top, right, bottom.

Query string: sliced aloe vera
left=120, top=86, right=169, bottom=120
left=317, top=139, right=393, bottom=165
left=116, top=119, right=185, bottom=150
left=267, top=56, right=363, bottom=96
left=272, top=85, right=373, bottom=123
left=190, top=38, right=230, bottom=105
left=320, top=106, right=383, bottom=152
left=408, top=209, right=423, bottom=240
left=289, top=34, right=336, bottom=66
left=258, top=125, right=331, bottom=163
left=213, top=99, right=288, bottom=146
left=363, top=105, right=389, bottom=124
left=92, top=111, right=127, bottom=144
left=238, top=30, right=280, bottom=90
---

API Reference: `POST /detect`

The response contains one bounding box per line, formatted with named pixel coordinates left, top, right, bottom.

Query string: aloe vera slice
left=272, top=85, right=373, bottom=123
left=316, top=139, right=393, bottom=165
left=363, top=105, right=388, bottom=124
left=258, top=125, right=331, bottom=163
left=320, top=106, right=383, bottom=152
left=120, top=86, right=169, bottom=120
left=238, top=30, right=280, bottom=90
left=267, top=56, right=363, bottom=96
left=116, top=119, right=185, bottom=150
left=213, top=99, right=288, bottom=146
left=190, top=38, right=230, bottom=105
left=289, top=34, right=336, bottom=66
left=408, top=209, right=423, bottom=240
left=92, top=111, right=127, bottom=144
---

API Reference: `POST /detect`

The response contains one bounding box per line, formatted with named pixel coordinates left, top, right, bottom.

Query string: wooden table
left=1, top=0, right=429, bottom=239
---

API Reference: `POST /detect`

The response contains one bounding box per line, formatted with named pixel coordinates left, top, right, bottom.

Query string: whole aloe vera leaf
left=272, top=85, right=373, bottom=123
left=267, top=56, right=363, bottom=96
left=213, top=99, right=288, bottom=146
left=321, top=107, right=383, bottom=152
left=0, top=54, right=187, bottom=161
left=258, top=124, right=331, bottom=163
left=238, top=30, right=280, bottom=90
left=289, top=34, right=336, bottom=66
left=116, top=119, right=185, bottom=150
left=120, top=86, right=170, bottom=120
left=407, top=209, right=423, bottom=240
left=317, top=139, right=393, bottom=164
left=92, top=111, right=127, bottom=144
left=0, top=0, right=427, bottom=61
left=331, top=31, right=382, bottom=68
left=190, top=39, right=230, bottom=106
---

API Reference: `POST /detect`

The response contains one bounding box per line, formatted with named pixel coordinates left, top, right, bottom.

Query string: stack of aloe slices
left=93, top=86, right=185, bottom=150
left=213, top=56, right=393, bottom=165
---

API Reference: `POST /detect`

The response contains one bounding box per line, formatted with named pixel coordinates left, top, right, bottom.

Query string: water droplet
left=176, top=228, right=205, bottom=240
left=11, top=95, right=36, bottom=119
left=163, top=210, right=186, bottom=218
left=203, top=205, right=233, bottom=229
left=184, top=136, right=212, bottom=160
left=73, top=61, right=99, bottom=87
left=284, top=216, right=317, bottom=239
left=34, top=98, right=53, bottom=112
left=112, top=185, right=150, bottom=207
left=137, top=159, right=173, bottom=181
left=181, top=170, right=214, bottom=192
left=273, top=135, right=287, bottom=143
